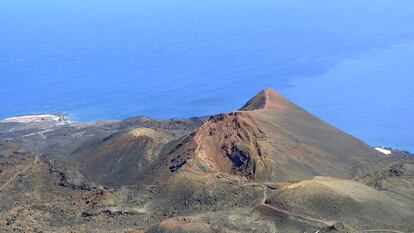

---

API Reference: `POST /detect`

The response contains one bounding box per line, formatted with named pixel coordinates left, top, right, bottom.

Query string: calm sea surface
left=0, top=0, right=413, bottom=150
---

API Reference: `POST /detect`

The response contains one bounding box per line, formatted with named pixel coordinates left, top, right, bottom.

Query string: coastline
left=0, top=113, right=71, bottom=124
left=0, top=113, right=412, bottom=156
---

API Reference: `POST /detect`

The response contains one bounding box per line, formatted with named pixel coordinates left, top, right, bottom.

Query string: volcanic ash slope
left=162, top=88, right=382, bottom=182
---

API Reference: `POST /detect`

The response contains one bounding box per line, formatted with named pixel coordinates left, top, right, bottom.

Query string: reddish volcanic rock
left=161, top=88, right=382, bottom=182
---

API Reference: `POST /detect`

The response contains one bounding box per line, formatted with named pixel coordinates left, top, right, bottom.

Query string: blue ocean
left=0, top=0, right=413, bottom=151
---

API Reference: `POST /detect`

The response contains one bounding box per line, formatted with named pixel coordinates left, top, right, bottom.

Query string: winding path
left=251, top=186, right=336, bottom=226
left=251, top=185, right=406, bottom=233
left=360, top=230, right=405, bottom=233
left=0, top=155, right=39, bottom=191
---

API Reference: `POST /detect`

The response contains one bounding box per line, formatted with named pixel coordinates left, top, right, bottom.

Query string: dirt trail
left=251, top=186, right=336, bottom=226
left=0, top=155, right=39, bottom=191
left=251, top=185, right=406, bottom=233
left=361, top=230, right=406, bottom=233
